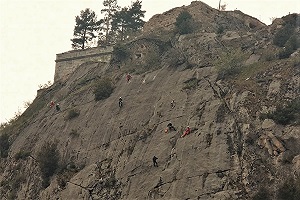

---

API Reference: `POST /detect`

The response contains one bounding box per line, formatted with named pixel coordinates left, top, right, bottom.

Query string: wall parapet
left=54, top=46, right=113, bottom=82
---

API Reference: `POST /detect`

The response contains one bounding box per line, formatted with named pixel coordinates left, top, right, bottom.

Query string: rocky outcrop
left=143, top=1, right=265, bottom=34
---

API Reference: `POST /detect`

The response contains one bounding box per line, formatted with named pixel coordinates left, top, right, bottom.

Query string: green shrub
left=252, top=187, right=271, bottom=200
left=278, top=47, right=294, bottom=59
left=215, top=50, right=244, bottom=80
left=0, top=133, right=9, bottom=158
left=282, top=13, right=299, bottom=27
left=104, top=176, right=117, bottom=189
left=263, top=51, right=277, bottom=61
left=37, top=141, right=60, bottom=188
left=273, top=23, right=294, bottom=47
left=66, top=109, right=80, bottom=120
left=113, top=43, right=129, bottom=62
left=217, top=59, right=242, bottom=80
left=144, top=51, right=161, bottom=70
left=183, top=77, right=199, bottom=90
left=278, top=34, right=299, bottom=59
left=267, top=99, right=300, bottom=125
left=93, top=78, right=114, bottom=101
left=175, top=10, right=194, bottom=35
left=217, top=25, right=224, bottom=34
left=14, top=150, right=30, bottom=160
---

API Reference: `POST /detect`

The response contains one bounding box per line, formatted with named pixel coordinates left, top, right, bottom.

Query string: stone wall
left=54, top=46, right=113, bottom=82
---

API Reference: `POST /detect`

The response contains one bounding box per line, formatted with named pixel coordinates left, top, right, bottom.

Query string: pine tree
left=71, top=8, right=101, bottom=50
left=100, top=0, right=120, bottom=45
left=111, top=0, right=145, bottom=41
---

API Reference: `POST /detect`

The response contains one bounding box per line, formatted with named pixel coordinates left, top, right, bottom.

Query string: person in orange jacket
left=181, top=126, right=191, bottom=138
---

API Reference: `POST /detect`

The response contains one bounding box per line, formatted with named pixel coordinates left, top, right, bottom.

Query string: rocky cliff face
left=1, top=1, right=299, bottom=200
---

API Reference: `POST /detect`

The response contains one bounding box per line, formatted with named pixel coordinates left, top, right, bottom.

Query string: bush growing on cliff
left=273, top=23, right=294, bottom=47
left=266, top=99, right=300, bottom=125
left=94, top=78, right=114, bottom=101
left=66, top=109, right=80, bottom=120
left=37, top=141, right=60, bottom=188
left=0, top=133, right=9, bottom=158
left=14, top=150, right=30, bottom=160
left=113, top=43, right=129, bottom=63
left=215, top=50, right=244, bottom=80
left=175, top=10, right=194, bottom=35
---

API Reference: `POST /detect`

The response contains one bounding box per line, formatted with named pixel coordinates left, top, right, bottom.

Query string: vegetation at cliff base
left=37, top=141, right=60, bottom=188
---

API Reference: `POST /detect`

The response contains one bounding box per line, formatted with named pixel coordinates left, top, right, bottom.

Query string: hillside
left=1, top=1, right=300, bottom=200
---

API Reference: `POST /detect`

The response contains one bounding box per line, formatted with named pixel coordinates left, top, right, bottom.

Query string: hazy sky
left=0, top=0, right=299, bottom=123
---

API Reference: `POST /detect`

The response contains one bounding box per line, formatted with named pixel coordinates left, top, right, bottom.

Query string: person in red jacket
left=126, top=73, right=132, bottom=82
left=49, top=101, right=55, bottom=108
left=181, top=126, right=191, bottom=138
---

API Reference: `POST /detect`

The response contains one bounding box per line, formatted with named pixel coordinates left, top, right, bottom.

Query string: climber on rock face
left=171, top=99, right=175, bottom=109
left=153, top=156, right=158, bottom=167
left=119, top=97, right=123, bottom=108
left=181, top=126, right=191, bottom=138
left=49, top=101, right=55, bottom=108
left=56, top=103, right=60, bottom=111
left=167, top=122, right=176, bottom=132
left=126, top=73, right=132, bottom=82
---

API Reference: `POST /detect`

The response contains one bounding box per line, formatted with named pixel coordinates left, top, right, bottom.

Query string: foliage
left=0, top=133, right=9, bottom=158
left=99, top=0, right=120, bottom=45
left=278, top=34, right=299, bottom=59
left=104, top=176, right=117, bottom=188
left=282, top=13, right=299, bottom=27
left=273, top=23, right=294, bottom=47
left=112, top=43, right=129, bottom=62
left=93, top=78, right=114, bottom=101
left=111, top=0, right=145, bottom=41
left=57, top=161, right=79, bottom=189
left=252, top=187, right=271, bottom=200
left=175, top=10, right=194, bottom=35
left=266, top=99, right=300, bottom=125
left=183, top=77, right=199, bottom=90
left=215, top=50, right=244, bottom=80
left=277, top=177, right=300, bottom=200
left=66, top=109, right=80, bottom=120
left=14, top=150, right=30, bottom=160
left=71, top=8, right=101, bottom=49
left=144, top=50, right=161, bottom=70
left=262, top=51, right=277, bottom=61
left=36, top=141, right=60, bottom=188
left=217, top=25, right=225, bottom=34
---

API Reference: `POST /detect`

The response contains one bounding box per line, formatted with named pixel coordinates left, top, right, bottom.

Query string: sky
left=0, top=0, right=299, bottom=124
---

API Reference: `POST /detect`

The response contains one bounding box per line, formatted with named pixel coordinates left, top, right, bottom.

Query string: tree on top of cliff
left=111, top=0, right=145, bottom=41
left=71, top=8, right=102, bottom=50
left=99, top=0, right=120, bottom=45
